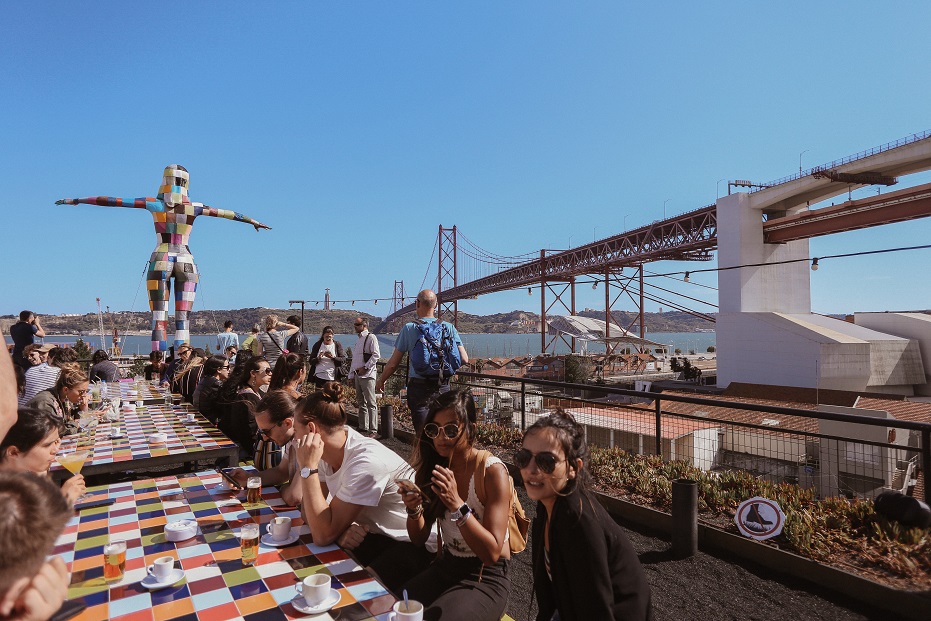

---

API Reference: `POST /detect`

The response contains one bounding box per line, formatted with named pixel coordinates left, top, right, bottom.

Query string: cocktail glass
left=58, top=450, right=90, bottom=501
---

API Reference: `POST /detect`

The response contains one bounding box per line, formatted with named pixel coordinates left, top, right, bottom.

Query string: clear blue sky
left=3, top=2, right=930, bottom=323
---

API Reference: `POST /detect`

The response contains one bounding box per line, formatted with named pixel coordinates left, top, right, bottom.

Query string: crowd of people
left=1, top=293, right=652, bottom=621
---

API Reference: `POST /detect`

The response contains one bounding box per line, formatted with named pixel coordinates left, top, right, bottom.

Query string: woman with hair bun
left=294, top=381, right=431, bottom=593
left=519, top=409, right=651, bottom=621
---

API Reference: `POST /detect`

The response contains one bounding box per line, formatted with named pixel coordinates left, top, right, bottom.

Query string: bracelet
left=406, top=505, right=424, bottom=518
left=455, top=512, right=471, bottom=528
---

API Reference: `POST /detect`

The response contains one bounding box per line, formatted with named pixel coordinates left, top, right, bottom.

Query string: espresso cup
left=147, top=556, right=174, bottom=582
left=388, top=599, right=424, bottom=621
left=296, top=573, right=330, bottom=606
left=268, top=516, right=292, bottom=541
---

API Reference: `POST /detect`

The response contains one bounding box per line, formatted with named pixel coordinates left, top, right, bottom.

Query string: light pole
left=567, top=235, right=572, bottom=249
left=663, top=199, right=670, bottom=219
left=716, top=178, right=726, bottom=198
left=799, top=149, right=810, bottom=175
left=593, top=226, right=597, bottom=242
left=623, top=214, right=629, bottom=230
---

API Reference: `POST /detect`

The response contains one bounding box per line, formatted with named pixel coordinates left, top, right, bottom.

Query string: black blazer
left=532, top=485, right=652, bottom=621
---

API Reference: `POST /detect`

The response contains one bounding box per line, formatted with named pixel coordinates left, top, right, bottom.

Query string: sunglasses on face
left=514, top=448, right=565, bottom=474
left=254, top=367, right=272, bottom=375
left=354, top=323, right=364, bottom=327
left=423, top=423, right=462, bottom=440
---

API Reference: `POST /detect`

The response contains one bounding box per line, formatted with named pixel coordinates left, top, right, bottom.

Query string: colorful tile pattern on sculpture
left=53, top=471, right=396, bottom=621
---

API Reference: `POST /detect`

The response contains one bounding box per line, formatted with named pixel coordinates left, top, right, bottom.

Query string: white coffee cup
left=110, top=426, right=121, bottom=437
left=268, top=516, right=292, bottom=541
left=388, top=599, right=424, bottom=621
left=136, top=400, right=144, bottom=409
left=147, top=556, right=174, bottom=582
left=296, top=573, right=330, bottom=606
left=185, top=412, right=196, bottom=423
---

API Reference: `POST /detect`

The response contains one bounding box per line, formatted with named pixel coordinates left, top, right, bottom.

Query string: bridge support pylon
left=392, top=280, right=405, bottom=316
left=437, top=225, right=458, bottom=328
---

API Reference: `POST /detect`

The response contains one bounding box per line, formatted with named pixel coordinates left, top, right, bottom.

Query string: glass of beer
left=246, top=477, right=262, bottom=504
left=240, top=523, right=260, bottom=566
left=103, top=539, right=127, bottom=582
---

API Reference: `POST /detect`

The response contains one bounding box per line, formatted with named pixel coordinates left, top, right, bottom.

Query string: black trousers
left=404, top=553, right=510, bottom=621
left=350, top=533, right=432, bottom=595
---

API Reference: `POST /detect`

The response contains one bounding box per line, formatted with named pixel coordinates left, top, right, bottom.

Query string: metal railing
left=445, top=371, right=931, bottom=503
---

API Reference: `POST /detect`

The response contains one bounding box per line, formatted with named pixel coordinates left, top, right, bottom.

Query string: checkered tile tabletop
left=54, top=471, right=395, bottom=621
left=51, top=405, right=238, bottom=481
left=112, top=380, right=173, bottom=405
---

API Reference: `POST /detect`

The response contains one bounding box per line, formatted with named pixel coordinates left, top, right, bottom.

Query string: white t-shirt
left=281, top=438, right=299, bottom=483
left=315, top=342, right=337, bottom=380
left=319, top=427, right=414, bottom=542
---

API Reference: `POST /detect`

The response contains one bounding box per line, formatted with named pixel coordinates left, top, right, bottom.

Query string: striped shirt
left=19, top=363, right=60, bottom=406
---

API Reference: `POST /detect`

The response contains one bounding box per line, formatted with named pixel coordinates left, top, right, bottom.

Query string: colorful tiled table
left=51, top=405, right=238, bottom=483
left=110, top=379, right=173, bottom=405
left=53, top=471, right=396, bottom=621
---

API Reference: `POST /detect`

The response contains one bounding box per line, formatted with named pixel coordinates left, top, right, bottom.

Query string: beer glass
left=240, top=523, right=260, bottom=566
left=103, top=540, right=127, bottom=582
left=246, top=477, right=262, bottom=504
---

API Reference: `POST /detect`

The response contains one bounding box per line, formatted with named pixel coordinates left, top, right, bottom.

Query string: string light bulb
left=684, top=272, right=690, bottom=282
left=592, top=281, right=598, bottom=290
left=811, top=258, right=819, bottom=271
left=374, top=299, right=378, bottom=305
left=527, top=287, right=532, bottom=296
left=352, top=300, right=356, bottom=306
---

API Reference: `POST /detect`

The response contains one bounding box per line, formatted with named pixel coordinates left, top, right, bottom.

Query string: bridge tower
left=392, top=280, right=405, bottom=315
left=437, top=225, right=458, bottom=327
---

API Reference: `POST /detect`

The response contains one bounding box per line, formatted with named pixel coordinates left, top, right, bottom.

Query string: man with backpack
left=376, top=289, right=469, bottom=435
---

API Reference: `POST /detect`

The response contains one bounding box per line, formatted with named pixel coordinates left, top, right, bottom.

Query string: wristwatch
left=300, top=467, right=319, bottom=479
left=449, top=502, right=472, bottom=522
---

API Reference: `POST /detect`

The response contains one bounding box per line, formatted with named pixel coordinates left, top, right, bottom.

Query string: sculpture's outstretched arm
left=194, top=203, right=271, bottom=231
left=55, top=196, right=153, bottom=209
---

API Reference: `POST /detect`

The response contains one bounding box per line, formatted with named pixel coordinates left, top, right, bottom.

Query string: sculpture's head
left=157, top=164, right=190, bottom=206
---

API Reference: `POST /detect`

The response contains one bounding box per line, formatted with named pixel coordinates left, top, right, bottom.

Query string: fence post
left=923, top=430, right=931, bottom=505
left=672, top=479, right=698, bottom=558
left=379, top=404, right=394, bottom=440
left=654, top=396, right=662, bottom=458
left=520, top=380, right=526, bottom=431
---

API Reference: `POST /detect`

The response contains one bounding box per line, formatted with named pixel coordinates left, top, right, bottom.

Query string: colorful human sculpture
left=56, top=165, right=270, bottom=352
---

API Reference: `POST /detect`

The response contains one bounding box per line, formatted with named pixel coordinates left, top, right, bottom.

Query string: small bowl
left=149, top=433, right=168, bottom=444
left=165, top=519, right=198, bottom=542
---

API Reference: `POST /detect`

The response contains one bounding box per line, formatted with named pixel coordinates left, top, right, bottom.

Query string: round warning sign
left=734, top=496, right=785, bottom=540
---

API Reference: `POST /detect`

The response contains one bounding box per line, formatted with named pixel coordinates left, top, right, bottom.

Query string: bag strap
left=266, top=331, right=285, bottom=354
left=473, top=449, right=491, bottom=504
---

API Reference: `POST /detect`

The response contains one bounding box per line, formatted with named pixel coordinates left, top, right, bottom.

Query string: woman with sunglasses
left=293, top=381, right=431, bottom=594
left=519, top=410, right=651, bottom=621
left=399, top=389, right=512, bottom=621
left=217, top=356, right=273, bottom=461
left=193, top=356, right=232, bottom=424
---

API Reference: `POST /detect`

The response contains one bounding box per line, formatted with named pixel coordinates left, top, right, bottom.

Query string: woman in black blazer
left=518, top=410, right=652, bottom=621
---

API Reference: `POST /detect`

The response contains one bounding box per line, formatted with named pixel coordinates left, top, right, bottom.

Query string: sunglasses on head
left=514, top=448, right=565, bottom=474
left=423, top=423, right=462, bottom=440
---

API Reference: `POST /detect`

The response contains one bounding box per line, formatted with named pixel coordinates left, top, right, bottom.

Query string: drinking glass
left=103, top=539, right=127, bottom=582
left=240, top=523, right=260, bottom=566
left=246, top=477, right=262, bottom=504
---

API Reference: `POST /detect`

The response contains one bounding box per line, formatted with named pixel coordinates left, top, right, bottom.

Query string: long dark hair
left=0, top=408, right=62, bottom=462
left=203, top=355, right=228, bottom=378
left=410, top=389, right=477, bottom=519
left=220, top=355, right=266, bottom=402
left=523, top=408, right=591, bottom=496
left=312, top=325, right=335, bottom=351
left=269, top=353, right=304, bottom=391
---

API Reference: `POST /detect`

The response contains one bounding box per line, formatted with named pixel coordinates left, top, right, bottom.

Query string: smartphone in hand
left=395, top=479, right=422, bottom=496
left=220, top=468, right=244, bottom=490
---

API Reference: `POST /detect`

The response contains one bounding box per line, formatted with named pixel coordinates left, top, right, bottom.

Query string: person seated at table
left=218, top=356, right=271, bottom=462
left=177, top=348, right=207, bottom=403
left=88, top=350, right=121, bottom=383
left=0, top=407, right=86, bottom=505
left=228, top=390, right=302, bottom=506
left=144, top=350, right=166, bottom=382
left=269, top=353, right=306, bottom=400
left=399, top=389, right=512, bottom=621
left=18, top=344, right=56, bottom=406
left=0, top=471, right=72, bottom=621
left=293, top=381, right=432, bottom=594
left=520, top=410, right=652, bottom=621
left=193, top=356, right=231, bottom=424
left=25, top=367, right=90, bottom=434
left=160, top=344, right=190, bottom=387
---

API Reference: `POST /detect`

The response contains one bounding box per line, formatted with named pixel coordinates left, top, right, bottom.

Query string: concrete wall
left=855, top=312, right=931, bottom=395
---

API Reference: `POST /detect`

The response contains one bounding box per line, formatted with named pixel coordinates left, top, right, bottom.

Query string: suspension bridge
left=371, top=130, right=931, bottom=357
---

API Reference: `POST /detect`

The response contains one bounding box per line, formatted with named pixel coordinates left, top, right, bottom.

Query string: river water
left=8, top=331, right=716, bottom=358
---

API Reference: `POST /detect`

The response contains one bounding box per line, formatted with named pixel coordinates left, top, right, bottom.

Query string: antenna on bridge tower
left=392, top=281, right=405, bottom=315
left=437, top=225, right=458, bottom=327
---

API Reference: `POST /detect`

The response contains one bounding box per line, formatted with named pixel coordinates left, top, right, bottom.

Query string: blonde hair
left=263, top=315, right=278, bottom=331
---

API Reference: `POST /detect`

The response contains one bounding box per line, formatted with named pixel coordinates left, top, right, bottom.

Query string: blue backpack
left=410, top=321, right=462, bottom=382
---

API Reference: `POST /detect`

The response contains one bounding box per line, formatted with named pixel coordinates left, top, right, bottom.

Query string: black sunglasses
left=423, top=423, right=462, bottom=440
left=514, top=448, right=565, bottom=474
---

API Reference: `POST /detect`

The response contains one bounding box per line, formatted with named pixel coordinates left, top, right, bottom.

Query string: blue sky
left=3, top=2, right=930, bottom=322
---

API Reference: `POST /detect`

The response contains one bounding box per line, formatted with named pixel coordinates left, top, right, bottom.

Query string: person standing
left=216, top=320, right=239, bottom=354
left=349, top=317, right=380, bottom=435
left=285, top=315, right=309, bottom=358
left=376, top=289, right=468, bottom=434
left=9, top=311, right=45, bottom=370
left=309, top=327, right=345, bottom=389
left=257, top=315, right=299, bottom=369
left=241, top=323, right=261, bottom=357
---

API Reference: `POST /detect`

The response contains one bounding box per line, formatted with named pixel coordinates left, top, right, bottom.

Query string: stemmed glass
left=57, top=450, right=90, bottom=502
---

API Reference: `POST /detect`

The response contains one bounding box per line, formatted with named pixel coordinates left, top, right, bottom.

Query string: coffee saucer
left=140, top=568, right=185, bottom=589
left=291, top=590, right=340, bottom=614
left=109, top=431, right=125, bottom=439
left=261, top=532, right=298, bottom=547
